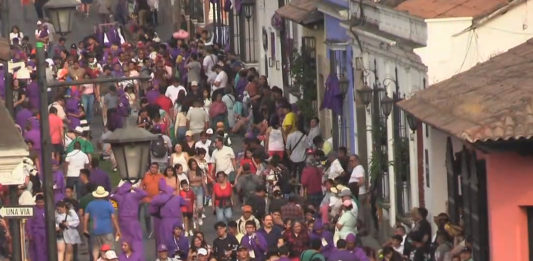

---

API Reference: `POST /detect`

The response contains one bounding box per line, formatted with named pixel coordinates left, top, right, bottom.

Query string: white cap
left=198, top=248, right=208, bottom=256
left=191, top=81, right=198, bottom=86
left=45, top=58, right=54, bottom=66
left=206, top=128, right=214, bottom=135
left=105, top=250, right=118, bottom=259
left=37, top=21, right=42, bottom=25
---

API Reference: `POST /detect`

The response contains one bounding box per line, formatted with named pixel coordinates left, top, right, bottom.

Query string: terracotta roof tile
left=275, top=0, right=319, bottom=23
left=397, top=38, right=533, bottom=143
left=395, top=0, right=509, bottom=19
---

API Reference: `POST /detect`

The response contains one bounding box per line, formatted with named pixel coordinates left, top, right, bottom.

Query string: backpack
left=151, top=135, right=167, bottom=158
left=241, top=175, right=258, bottom=200
left=300, top=250, right=325, bottom=261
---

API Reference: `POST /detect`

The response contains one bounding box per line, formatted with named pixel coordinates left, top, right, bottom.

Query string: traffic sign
left=0, top=206, right=34, bottom=219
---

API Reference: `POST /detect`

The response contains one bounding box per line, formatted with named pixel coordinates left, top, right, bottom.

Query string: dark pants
left=66, top=177, right=82, bottom=199
left=34, top=2, right=44, bottom=19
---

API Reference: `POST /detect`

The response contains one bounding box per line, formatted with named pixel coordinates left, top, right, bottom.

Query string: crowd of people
left=0, top=1, right=477, bottom=261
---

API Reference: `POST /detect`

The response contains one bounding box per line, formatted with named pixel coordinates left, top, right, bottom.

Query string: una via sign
left=0, top=206, right=34, bottom=219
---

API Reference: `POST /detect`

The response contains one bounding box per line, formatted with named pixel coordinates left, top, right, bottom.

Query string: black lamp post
left=43, top=0, right=79, bottom=36
left=339, top=74, right=349, bottom=99
left=380, top=95, right=393, bottom=117
left=406, top=113, right=418, bottom=132
left=243, top=1, right=254, bottom=19
left=103, top=125, right=157, bottom=183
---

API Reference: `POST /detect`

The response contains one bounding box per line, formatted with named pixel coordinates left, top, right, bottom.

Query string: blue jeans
left=81, top=94, right=95, bottom=123
left=138, top=203, right=152, bottom=237
left=215, top=207, right=232, bottom=224
left=191, top=186, right=203, bottom=208
left=66, top=177, right=81, bottom=199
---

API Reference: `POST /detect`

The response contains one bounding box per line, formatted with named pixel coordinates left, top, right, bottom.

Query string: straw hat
left=92, top=186, right=110, bottom=198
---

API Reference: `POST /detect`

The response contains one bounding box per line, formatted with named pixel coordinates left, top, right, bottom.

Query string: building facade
left=346, top=1, right=427, bottom=230
left=396, top=0, right=533, bottom=233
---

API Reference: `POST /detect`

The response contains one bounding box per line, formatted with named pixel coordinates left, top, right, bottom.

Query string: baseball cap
left=157, top=244, right=168, bottom=252
left=237, top=245, right=248, bottom=251
left=191, top=81, right=198, bottom=86
left=206, top=128, right=214, bottom=135
left=339, top=189, right=352, bottom=197
left=100, top=244, right=111, bottom=251
left=104, top=250, right=118, bottom=259
left=185, top=130, right=193, bottom=137
left=36, top=21, right=42, bottom=25
left=198, top=248, right=208, bottom=256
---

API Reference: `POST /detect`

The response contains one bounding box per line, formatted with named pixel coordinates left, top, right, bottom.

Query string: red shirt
left=240, top=158, right=257, bottom=174
left=301, top=166, right=323, bottom=194
left=213, top=182, right=232, bottom=207
left=155, top=95, right=173, bottom=113
left=180, top=189, right=195, bottom=213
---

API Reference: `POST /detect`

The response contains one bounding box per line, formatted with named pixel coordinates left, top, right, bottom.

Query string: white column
left=387, top=87, right=397, bottom=228
left=409, top=133, right=419, bottom=208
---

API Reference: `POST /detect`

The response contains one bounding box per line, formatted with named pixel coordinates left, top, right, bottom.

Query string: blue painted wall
left=324, top=15, right=357, bottom=154
left=327, top=0, right=349, bottom=8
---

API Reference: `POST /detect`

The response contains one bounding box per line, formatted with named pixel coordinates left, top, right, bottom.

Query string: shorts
left=183, top=212, right=193, bottom=219
left=91, top=233, right=114, bottom=253
left=52, top=144, right=64, bottom=154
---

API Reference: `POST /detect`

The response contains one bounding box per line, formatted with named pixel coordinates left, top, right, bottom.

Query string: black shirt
left=249, top=194, right=266, bottom=220
left=411, top=245, right=430, bottom=261
left=212, top=235, right=240, bottom=261
left=257, top=226, right=283, bottom=251
left=63, top=197, right=80, bottom=213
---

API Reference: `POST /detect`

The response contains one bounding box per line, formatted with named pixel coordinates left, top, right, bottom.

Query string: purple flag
left=321, top=74, right=343, bottom=115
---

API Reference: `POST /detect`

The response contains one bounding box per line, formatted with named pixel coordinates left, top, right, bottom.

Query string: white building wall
left=414, top=1, right=533, bottom=231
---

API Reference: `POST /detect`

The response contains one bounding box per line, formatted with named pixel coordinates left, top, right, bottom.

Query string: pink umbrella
left=173, top=30, right=190, bottom=39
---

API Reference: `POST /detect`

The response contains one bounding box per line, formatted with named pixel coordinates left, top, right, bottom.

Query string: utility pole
left=173, top=0, right=182, bottom=31
left=2, top=0, right=22, bottom=260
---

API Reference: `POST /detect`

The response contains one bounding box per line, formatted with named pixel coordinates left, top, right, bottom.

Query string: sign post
left=0, top=206, right=34, bottom=219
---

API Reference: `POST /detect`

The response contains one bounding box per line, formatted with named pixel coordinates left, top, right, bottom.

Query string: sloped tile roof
left=397, top=38, right=533, bottom=143
left=275, top=0, right=320, bottom=24
left=395, top=0, right=509, bottom=19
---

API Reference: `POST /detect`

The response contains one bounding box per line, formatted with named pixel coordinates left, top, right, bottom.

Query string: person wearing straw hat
left=83, top=186, right=121, bottom=259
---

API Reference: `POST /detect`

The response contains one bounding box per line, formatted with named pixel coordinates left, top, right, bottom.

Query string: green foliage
left=290, top=48, right=317, bottom=121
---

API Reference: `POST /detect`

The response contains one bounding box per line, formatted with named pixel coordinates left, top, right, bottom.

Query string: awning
left=397, top=38, right=533, bottom=143
left=275, top=0, right=323, bottom=25
left=0, top=101, right=29, bottom=185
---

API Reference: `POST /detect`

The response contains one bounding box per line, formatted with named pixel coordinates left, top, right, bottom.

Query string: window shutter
left=446, top=137, right=459, bottom=224
left=469, top=152, right=481, bottom=259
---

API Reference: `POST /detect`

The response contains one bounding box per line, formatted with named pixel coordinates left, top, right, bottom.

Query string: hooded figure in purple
left=310, top=220, right=334, bottom=258
left=149, top=179, right=186, bottom=247
left=111, top=182, right=148, bottom=258
left=52, top=159, right=65, bottom=203
left=166, top=223, right=190, bottom=260
left=341, top=233, right=370, bottom=261
left=26, top=194, right=48, bottom=261
left=241, top=226, right=268, bottom=261
left=25, top=79, right=40, bottom=109
left=65, top=91, right=83, bottom=129
left=145, top=80, right=160, bottom=104
left=15, top=105, right=32, bottom=131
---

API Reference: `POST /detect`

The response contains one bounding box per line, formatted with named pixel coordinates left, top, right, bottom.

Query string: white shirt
left=213, top=70, right=228, bottom=94
left=202, top=54, right=217, bottom=73
left=195, top=140, right=213, bottom=163
left=9, top=32, right=23, bottom=44
left=349, top=165, right=367, bottom=195
left=65, top=150, right=89, bottom=177
left=327, top=159, right=344, bottom=180
left=212, top=146, right=235, bottom=174
left=177, top=173, right=189, bottom=184
left=165, top=85, right=187, bottom=104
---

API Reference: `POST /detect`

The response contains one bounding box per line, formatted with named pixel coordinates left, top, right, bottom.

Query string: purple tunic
left=89, top=168, right=112, bottom=192
left=16, top=108, right=32, bottom=130
left=66, top=97, right=81, bottom=129
left=166, top=229, right=190, bottom=260
left=149, top=180, right=186, bottom=247
left=241, top=233, right=268, bottom=261
left=146, top=89, right=159, bottom=104
left=26, top=207, right=48, bottom=261
left=117, top=252, right=144, bottom=261
left=111, top=183, right=147, bottom=259
left=328, top=249, right=357, bottom=261
left=25, top=81, right=40, bottom=109
left=53, top=170, right=65, bottom=203
left=311, top=220, right=335, bottom=258
left=24, top=129, right=41, bottom=150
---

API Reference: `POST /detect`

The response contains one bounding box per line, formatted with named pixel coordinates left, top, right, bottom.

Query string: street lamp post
left=34, top=2, right=151, bottom=259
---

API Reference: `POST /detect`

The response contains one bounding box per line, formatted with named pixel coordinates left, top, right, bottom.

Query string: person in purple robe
left=240, top=220, right=268, bottom=261
left=52, top=159, right=65, bottom=203
left=118, top=240, right=144, bottom=261
left=116, top=89, right=131, bottom=128
left=26, top=194, right=48, bottom=261
left=25, top=78, right=40, bottom=109
left=345, top=233, right=370, bottom=261
left=145, top=80, right=160, bottom=104
left=111, top=182, right=147, bottom=258
left=165, top=223, right=190, bottom=260
left=327, top=238, right=357, bottom=261
left=310, top=220, right=334, bottom=258
left=15, top=102, right=32, bottom=131
left=149, top=179, right=186, bottom=248
left=66, top=91, right=84, bottom=130
left=23, top=121, right=41, bottom=151
left=89, top=158, right=112, bottom=192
